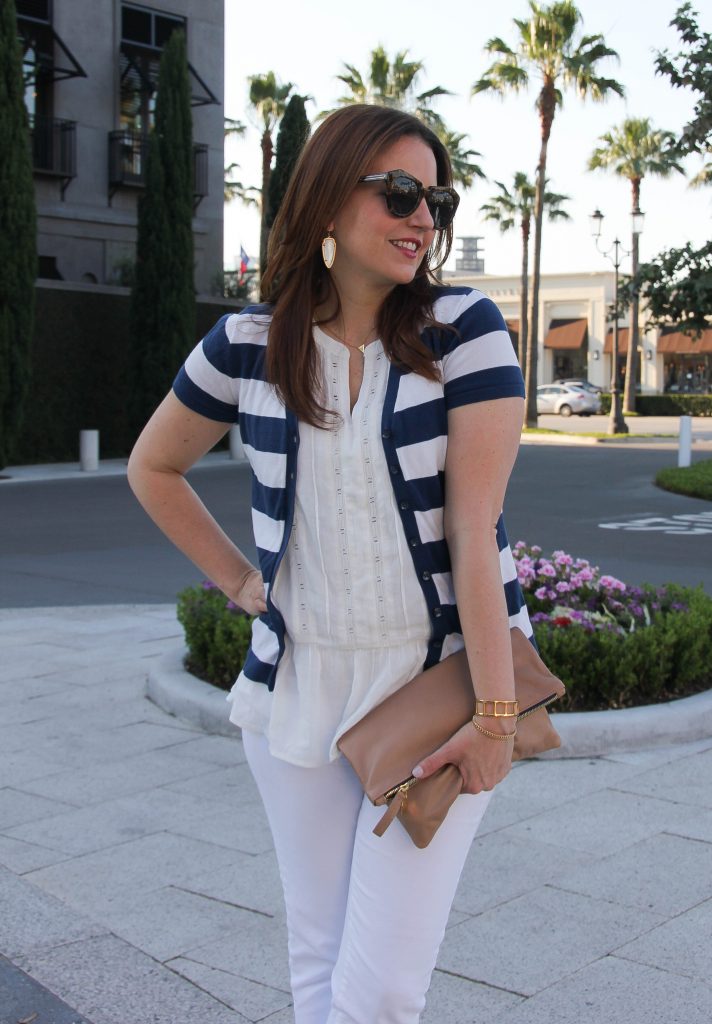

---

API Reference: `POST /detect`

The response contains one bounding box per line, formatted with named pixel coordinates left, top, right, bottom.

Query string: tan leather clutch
left=338, top=626, right=566, bottom=848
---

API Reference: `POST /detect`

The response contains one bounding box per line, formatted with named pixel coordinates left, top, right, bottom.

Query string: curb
left=147, top=648, right=712, bottom=758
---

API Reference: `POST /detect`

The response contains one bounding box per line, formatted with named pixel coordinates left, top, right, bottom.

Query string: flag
left=239, top=246, right=249, bottom=283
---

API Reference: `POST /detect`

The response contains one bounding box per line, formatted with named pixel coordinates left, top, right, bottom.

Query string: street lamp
left=590, top=208, right=645, bottom=435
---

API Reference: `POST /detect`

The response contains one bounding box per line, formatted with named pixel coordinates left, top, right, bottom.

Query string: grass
left=522, top=427, right=672, bottom=439
left=656, top=458, right=712, bottom=501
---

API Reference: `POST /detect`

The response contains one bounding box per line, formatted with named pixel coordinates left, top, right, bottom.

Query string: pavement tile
left=502, top=787, right=700, bottom=857
left=34, top=719, right=203, bottom=768
left=186, top=849, right=284, bottom=918
left=421, top=968, right=523, bottom=1022
left=600, top=736, right=712, bottom=767
left=15, top=933, right=246, bottom=1024
left=169, top=796, right=275, bottom=856
left=14, top=747, right=221, bottom=805
left=24, top=831, right=243, bottom=917
left=614, top=896, right=712, bottom=985
left=0, top=833, right=71, bottom=874
left=93, top=884, right=274, bottom=963
left=553, top=832, right=712, bottom=917
left=0, top=749, right=75, bottom=788
left=5, top=786, right=220, bottom=857
left=166, top=733, right=246, bottom=767
left=437, top=885, right=664, bottom=996
left=0, top=865, right=107, bottom=959
left=613, top=746, right=712, bottom=810
left=168, top=956, right=292, bottom=1021
left=453, top=831, right=596, bottom=916
left=182, top=912, right=291, bottom=991
left=664, top=809, right=712, bottom=844
left=0, top=787, right=77, bottom=830
left=497, top=953, right=712, bottom=1024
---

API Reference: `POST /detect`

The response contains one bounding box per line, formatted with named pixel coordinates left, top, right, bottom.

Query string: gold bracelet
left=471, top=717, right=517, bottom=741
left=474, top=698, right=519, bottom=719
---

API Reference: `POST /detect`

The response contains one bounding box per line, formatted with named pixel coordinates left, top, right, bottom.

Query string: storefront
left=544, top=318, right=588, bottom=379
left=659, top=329, right=712, bottom=393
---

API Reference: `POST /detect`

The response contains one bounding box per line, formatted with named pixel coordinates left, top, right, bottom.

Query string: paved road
left=1, top=444, right=711, bottom=608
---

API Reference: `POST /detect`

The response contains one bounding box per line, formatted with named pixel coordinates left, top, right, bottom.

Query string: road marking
left=599, top=512, right=712, bottom=534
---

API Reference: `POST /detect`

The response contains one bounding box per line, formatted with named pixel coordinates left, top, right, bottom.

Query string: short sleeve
left=441, top=291, right=525, bottom=410
left=172, top=314, right=241, bottom=423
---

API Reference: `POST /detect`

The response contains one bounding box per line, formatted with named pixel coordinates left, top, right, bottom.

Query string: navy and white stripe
left=173, top=287, right=529, bottom=690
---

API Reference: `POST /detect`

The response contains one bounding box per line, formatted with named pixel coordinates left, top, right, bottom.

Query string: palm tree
left=223, top=117, right=259, bottom=206
left=473, top=1, right=623, bottom=426
left=588, top=117, right=684, bottom=412
left=331, top=47, right=485, bottom=187
left=480, top=174, right=569, bottom=378
left=247, top=72, right=293, bottom=274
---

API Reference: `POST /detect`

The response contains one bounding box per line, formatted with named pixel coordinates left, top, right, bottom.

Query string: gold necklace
left=319, top=322, right=377, bottom=354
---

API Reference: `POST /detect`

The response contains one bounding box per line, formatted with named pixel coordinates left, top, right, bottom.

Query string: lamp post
left=590, top=208, right=645, bottom=436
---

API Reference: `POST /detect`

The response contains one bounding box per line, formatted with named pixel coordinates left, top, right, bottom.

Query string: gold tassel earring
left=322, top=232, right=336, bottom=269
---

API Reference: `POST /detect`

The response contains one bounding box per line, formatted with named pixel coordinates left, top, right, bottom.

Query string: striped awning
left=543, top=318, right=588, bottom=350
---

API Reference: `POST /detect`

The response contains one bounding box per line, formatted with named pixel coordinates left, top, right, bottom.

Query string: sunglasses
left=358, top=169, right=460, bottom=230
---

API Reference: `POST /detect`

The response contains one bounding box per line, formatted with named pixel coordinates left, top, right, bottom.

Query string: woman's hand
left=412, top=720, right=513, bottom=794
left=229, top=567, right=268, bottom=617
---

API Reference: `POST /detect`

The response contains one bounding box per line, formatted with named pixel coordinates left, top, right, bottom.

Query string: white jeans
left=243, top=730, right=493, bottom=1024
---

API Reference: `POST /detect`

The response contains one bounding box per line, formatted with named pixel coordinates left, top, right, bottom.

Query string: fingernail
left=412, top=765, right=423, bottom=778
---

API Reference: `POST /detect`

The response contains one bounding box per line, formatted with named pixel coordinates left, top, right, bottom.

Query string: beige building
left=444, top=269, right=711, bottom=395
left=19, top=0, right=224, bottom=293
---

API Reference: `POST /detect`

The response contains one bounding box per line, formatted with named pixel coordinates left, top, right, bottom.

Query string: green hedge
left=177, top=579, right=712, bottom=712
left=598, top=393, right=712, bottom=416
left=12, top=284, right=243, bottom=464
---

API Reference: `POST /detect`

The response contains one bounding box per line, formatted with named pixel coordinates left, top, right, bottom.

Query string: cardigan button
left=433, top=606, right=443, bottom=618
left=399, top=500, right=410, bottom=511
left=389, top=464, right=399, bottom=475
left=382, top=429, right=392, bottom=439
left=421, top=570, right=431, bottom=581
left=409, top=537, right=419, bottom=548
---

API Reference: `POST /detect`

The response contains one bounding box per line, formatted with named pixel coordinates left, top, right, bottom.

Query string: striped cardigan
left=173, top=285, right=531, bottom=691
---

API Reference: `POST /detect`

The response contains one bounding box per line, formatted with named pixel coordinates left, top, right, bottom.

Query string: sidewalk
left=2, top=605, right=712, bottom=1024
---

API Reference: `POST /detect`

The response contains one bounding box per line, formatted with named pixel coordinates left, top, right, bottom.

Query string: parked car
left=536, top=383, right=602, bottom=416
left=554, top=378, right=603, bottom=394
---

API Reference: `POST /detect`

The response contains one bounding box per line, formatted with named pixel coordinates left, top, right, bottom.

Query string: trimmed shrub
left=177, top=582, right=253, bottom=690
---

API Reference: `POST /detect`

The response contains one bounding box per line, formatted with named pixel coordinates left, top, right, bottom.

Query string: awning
left=657, top=329, right=712, bottom=354
left=18, top=20, right=87, bottom=82
left=120, top=47, right=219, bottom=107
left=603, top=327, right=632, bottom=354
left=506, top=319, right=519, bottom=347
left=543, top=318, right=588, bottom=350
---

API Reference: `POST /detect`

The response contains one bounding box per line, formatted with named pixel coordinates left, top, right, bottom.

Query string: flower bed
left=513, top=542, right=712, bottom=711
left=177, top=547, right=712, bottom=712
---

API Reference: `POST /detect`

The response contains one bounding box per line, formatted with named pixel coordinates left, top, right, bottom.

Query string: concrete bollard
left=80, top=430, right=99, bottom=472
left=229, top=424, right=246, bottom=461
left=678, top=415, right=692, bottom=468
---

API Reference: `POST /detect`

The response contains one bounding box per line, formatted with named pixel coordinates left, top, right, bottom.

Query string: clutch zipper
left=383, top=776, right=419, bottom=803
left=517, top=692, right=560, bottom=721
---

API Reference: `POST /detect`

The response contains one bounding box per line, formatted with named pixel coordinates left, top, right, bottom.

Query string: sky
left=222, top=0, right=710, bottom=279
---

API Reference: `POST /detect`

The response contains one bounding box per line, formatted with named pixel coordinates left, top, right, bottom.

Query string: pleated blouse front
left=226, top=328, right=434, bottom=766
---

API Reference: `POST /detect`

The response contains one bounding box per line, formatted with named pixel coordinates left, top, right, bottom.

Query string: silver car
left=536, top=383, right=601, bottom=417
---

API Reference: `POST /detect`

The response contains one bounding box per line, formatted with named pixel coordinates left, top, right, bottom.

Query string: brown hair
left=260, top=104, right=456, bottom=426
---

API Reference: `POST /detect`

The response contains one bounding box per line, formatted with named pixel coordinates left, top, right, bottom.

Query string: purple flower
left=599, top=574, right=626, bottom=593
left=201, top=580, right=218, bottom=590
left=538, top=562, right=556, bottom=578
left=555, top=581, right=572, bottom=593
left=534, top=586, right=551, bottom=601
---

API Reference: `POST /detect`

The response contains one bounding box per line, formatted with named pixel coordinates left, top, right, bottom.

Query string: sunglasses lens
left=427, top=190, right=459, bottom=230
left=385, top=173, right=422, bottom=218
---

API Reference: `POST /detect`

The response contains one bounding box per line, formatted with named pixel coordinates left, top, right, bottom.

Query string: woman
left=128, top=104, right=529, bottom=1023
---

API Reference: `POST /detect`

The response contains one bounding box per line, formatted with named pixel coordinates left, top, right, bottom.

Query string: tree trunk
left=525, top=87, right=554, bottom=428
left=259, top=129, right=273, bottom=277
left=624, top=178, right=642, bottom=414
left=519, top=218, right=530, bottom=380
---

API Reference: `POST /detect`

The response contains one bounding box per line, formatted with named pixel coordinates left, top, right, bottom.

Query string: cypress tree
left=266, top=95, right=310, bottom=230
left=129, top=28, right=194, bottom=437
left=0, top=0, right=37, bottom=468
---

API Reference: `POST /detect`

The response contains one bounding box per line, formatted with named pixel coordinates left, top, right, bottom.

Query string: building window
left=119, top=4, right=186, bottom=134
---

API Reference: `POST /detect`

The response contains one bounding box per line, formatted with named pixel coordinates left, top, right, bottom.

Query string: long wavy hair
left=261, top=104, right=456, bottom=426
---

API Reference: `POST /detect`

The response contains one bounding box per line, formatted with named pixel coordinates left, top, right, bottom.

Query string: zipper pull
left=373, top=784, right=408, bottom=837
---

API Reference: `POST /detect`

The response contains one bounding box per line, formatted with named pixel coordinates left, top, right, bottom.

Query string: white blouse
left=226, top=328, right=438, bottom=766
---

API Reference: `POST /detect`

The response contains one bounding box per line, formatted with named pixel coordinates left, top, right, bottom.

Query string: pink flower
left=554, top=552, right=573, bottom=567
left=534, top=586, right=550, bottom=600
left=600, top=575, right=626, bottom=593
left=537, top=562, right=556, bottom=578
left=572, top=568, right=594, bottom=586
left=555, top=581, right=571, bottom=593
